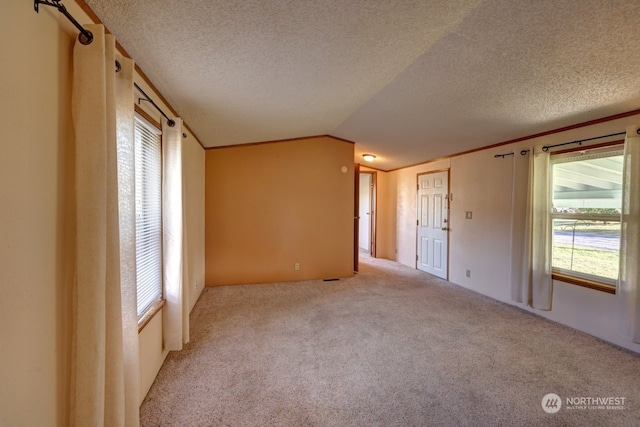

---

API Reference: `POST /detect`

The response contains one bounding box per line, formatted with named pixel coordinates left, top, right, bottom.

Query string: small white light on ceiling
left=362, top=154, right=376, bottom=162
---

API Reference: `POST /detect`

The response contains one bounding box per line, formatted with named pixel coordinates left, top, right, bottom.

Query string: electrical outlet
left=466, top=269, right=471, bottom=278
left=294, top=263, right=300, bottom=271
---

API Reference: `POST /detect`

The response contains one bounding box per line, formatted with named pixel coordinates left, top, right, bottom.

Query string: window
left=134, top=116, right=163, bottom=318
left=550, top=145, right=623, bottom=291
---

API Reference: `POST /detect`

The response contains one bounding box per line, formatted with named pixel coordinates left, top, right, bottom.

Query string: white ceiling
left=85, top=0, right=640, bottom=170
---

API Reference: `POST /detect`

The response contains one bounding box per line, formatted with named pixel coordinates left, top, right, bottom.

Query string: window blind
left=134, top=116, right=163, bottom=318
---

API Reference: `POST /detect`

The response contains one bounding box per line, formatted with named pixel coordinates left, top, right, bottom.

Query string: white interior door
left=417, top=171, right=449, bottom=279
left=358, top=173, right=371, bottom=251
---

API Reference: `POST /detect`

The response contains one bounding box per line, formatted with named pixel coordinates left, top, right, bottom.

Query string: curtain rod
left=35, top=0, right=93, bottom=45
left=541, top=131, right=625, bottom=152
left=494, top=150, right=530, bottom=158
left=495, top=130, right=626, bottom=158
left=134, top=83, right=176, bottom=127
left=35, top=1, right=184, bottom=134
left=494, top=152, right=514, bottom=158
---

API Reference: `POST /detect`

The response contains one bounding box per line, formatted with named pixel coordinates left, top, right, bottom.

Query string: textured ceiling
left=85, top=0, right=640, bottom=170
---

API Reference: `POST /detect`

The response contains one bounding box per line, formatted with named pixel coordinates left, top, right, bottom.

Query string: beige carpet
left=141, top=255, right=640, bottom=426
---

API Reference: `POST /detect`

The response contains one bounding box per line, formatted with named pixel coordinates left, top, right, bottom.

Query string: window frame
left=134, top=109, right=165, bottom=329
left=549, top=141, right=624, bottom=294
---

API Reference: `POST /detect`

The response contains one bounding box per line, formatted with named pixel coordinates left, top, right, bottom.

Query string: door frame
left=354, top=167, right=379, bottom=271
left=369, top=172, right=377, bottom=257
left=357, top=171, right=378, bottom=257
left=354, top=163, right=360, bottom=272
left=416, top=169, right=450, bottom=279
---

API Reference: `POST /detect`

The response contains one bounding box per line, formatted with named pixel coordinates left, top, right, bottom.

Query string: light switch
left=465, top=211, right=473, bottom=219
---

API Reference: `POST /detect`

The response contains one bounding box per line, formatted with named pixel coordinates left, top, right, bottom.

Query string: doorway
left=358, top=172, right=377, bottom=257
left=417, top=171, right=449, bottom=279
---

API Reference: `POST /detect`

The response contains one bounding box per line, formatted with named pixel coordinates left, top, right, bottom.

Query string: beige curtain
left=530, top=150, right=553, bottom=309
left=619, top=125, right=640, bottom=343
left=510, top=151, right=531, bottom=303
left=71, top=24, right=140, bottom=426
left=162, top=118, right=190, bottom=350
left=512, top=148, right=552, bottom=310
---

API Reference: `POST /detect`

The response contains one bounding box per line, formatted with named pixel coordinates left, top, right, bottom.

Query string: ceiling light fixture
left=362, top=154, right=376, bottom=162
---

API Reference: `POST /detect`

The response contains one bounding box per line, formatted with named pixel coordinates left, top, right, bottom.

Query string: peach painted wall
left=205, top=137, right=354, bottom=286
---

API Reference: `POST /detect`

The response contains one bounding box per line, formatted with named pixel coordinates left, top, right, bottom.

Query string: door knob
left=442, top=227, right=448, bottom=231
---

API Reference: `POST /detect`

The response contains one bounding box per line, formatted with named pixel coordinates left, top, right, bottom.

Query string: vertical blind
left=134, top=116, right=163, bottom=317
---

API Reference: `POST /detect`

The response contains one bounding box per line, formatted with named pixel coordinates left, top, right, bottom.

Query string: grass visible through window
left=552, top=220, right=619, bottom=282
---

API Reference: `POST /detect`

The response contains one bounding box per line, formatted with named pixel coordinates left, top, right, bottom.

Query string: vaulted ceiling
left=84, top=0, right=640, bottom=170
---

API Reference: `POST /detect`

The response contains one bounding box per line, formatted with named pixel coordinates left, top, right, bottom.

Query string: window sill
left=552, top=272, right=616, bottom=295
left=138, top=299, right=165, bottom=333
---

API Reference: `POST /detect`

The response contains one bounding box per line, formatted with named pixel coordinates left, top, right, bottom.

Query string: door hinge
left=416, top=254, right=419, bottom=261
left=417, top=219, right=419, bottom=226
